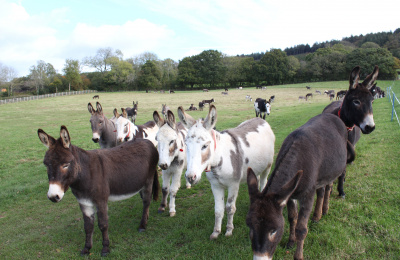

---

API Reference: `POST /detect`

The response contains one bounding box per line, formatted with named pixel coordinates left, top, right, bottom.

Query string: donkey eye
left=353, top=100, right=361, bottom=106
left=201, top=144, right=208, bottom=150
left=169, top=140, right=174, bottom=145
left=269, top=230, right=277, bottom=240
left=62, top=163, right=70, bottom=169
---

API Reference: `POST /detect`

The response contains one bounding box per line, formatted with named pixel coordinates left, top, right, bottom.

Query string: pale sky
left=0, top=0, right=398, bottom=77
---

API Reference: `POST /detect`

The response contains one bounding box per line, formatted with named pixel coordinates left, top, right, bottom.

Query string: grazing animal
left=177, top=105, right=275, bottom=240
left=125, top=101, right=138, bottom=123
left=324, top=89, right=335, bottom=95
left=256, top=85, right=262, bottom=89
left=315, top=90, right=322, bottom=95
left=160, top=90, right=165, bottom=93
left=246, top=112, right=355, bottom=260
left=202, top=98, right=215, bottom=105
left=306, top=86, right=311, bottom=89
left=262, top=86, right=267, bottom=90
left=221, top=91, right=228, bottom=95
left=254, top=98, right=271, bottom=119
left=245, top=95, right=253, bottom=101
left=203, top=89, right=209, bottom=92
left=162, top=104, right=170, bottom=119
left=113, top=108, right=158, bottom=146
left=92, top=95, right=99, bottom=99
left=153, top=111, right=191, bottom=216
left=329, top=93, right=335, bottom=100
left=237, top=86, right=243, bottom=90
left=305, top=93, right=313, bottom=100
left=298, top=96, right=306, bottom=101
left=336, top=90, right=347, bottom=100
left=169, top=90, right=175, bottom=94
left=198, top=101, right=205, bottom=111
left=323, top=65, right=378, bottom=197
left=88, top=102, right=119, bottom=149
left=37, top=126, right=160, bottom=256
left=224, top=88, right=228, bottom=92
left=186, top=104, right=198, bottom=111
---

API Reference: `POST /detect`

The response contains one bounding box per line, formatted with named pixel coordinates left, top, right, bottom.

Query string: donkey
left=88, top=102, right=119, bottom=149
left=113, top=108, right=158, bottom=146
left=198, top=101, right=205, bottom=111
left=246, top=112, right=355, bottom=260
left=38, top=126, right=159, bottom=256
left=153, top=110, right=192, bottom=216
left=162, top=104, right=170, bottom=119
left=125, top=101, right=138, bottom=123
left=202, top=98, right=215, bottom=105
left=177, top=105, right=275, bottom=240
left=254, top=98, right=271, bottom=119
left=323, top=65, right=378, bottom=197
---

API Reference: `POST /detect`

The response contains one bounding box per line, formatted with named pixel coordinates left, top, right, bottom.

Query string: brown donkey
left=38, top=126, right=159, bottom=256
left=246, top=113, right=355, bottom=260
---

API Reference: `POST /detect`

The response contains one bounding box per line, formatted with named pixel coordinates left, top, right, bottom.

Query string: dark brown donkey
left=38, top=126, right=159, bottom=256
left=323, top=65, right=378, bottom=197
left=246, top=113, right=355, bottom=260
left=88, top=102, right=119, bottom=149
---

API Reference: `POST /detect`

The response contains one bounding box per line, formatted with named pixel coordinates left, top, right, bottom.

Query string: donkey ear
left=203, top=105, right=217, bottom=130
left=153, top=111, right=165, bottom=128
left=166, top=110, right=177, bottom=130
left=38, top=129, right=56, bottom=148
left=113, top=108, right=119, bottom=118
left=60, top=125, right=71, bottom=149
left=177, top=106, right=196, bottom=129
left=121, top=108, right=128, bottom=118
left=88, top=103, right=95, bottom=115
left=274, top=170, right=303, bottom=208
left=96, top=102, right=103, bottom=114
left=362, top=65, right=379, bottom=90
left=349, top=66, right=361, bottom=90
left=247, top=168, right=261, bottom=204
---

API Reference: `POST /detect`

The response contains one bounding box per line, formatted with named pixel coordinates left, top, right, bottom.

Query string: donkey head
left=246, top=168, right=303, bottom=259
left=114, top=109, right=135, bottom=143
left=38, top=126, right=78, bottom=203
left=153, top=110, right=180, bottom=170
left=178, top=105, right=217, bottom=185
left=88, top=102, right=106, bottom=143
left=265, top=101, right=271, bottom=116
left=341, top=66, right=378, bottom=134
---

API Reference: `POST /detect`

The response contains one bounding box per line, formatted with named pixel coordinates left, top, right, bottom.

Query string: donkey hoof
left=210, top=231, right=220, bottom=240
left=169, top=212, right=176, bottom=217
left=225, top=230, right=233, bottom=237
left=138, top=228, right=146, bottom=233
left=158, top=207, right=165, bottom=214
left=186, top=185, right=191, bottom=189
left=80, top=248, right=91, bottom=256
left=286, top=241, right=295, bottom=249
left=101, top=249, right=110, bottom=257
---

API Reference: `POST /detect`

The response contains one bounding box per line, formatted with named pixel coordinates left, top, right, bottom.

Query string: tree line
left=1, top=29, right=399, bottom=97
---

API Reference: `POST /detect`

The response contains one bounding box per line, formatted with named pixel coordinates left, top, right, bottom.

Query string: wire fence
left=0, top=90, right=97, bottom=105
left=387, top=86, right=400, bottom=128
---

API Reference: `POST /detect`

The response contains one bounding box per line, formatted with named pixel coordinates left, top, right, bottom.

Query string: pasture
left=0, top=81, right=399, bottom=259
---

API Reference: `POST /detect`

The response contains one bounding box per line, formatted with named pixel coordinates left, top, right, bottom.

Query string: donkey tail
left=346, top=140, right=356, bottom=164
left=152, top=169, right=160, bottom=201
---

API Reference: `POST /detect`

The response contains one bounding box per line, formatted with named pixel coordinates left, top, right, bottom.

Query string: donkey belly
left=109, top=190, right=142, bottom=202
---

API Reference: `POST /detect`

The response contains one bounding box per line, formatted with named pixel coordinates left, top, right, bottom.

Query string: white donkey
left=177, top=105, right=275, bottom=240
left=113, top=108, right=158, bottom=146
left=153, top=110, right=192, bottom=217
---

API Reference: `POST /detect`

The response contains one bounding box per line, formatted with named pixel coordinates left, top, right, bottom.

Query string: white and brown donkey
left=177, top=105, right=275, bottom=240
left=153, top=110, right=192, bottom=217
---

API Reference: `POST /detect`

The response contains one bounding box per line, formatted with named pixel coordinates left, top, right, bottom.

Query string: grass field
left=0, top=80, right=399, bottom=259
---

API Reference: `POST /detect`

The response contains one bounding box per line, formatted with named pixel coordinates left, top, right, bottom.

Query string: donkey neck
left=101, top=116, right=117, bottom=146
left=337, top=102, right=356, bottom=131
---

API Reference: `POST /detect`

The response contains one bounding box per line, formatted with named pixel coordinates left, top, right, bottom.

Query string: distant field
left=0, top=80, right=399, bottom=259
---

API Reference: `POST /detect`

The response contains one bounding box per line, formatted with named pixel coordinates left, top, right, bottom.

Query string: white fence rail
left=0, top=90, right=97, bottom=105
left=387, top=86, right=400, bottom=127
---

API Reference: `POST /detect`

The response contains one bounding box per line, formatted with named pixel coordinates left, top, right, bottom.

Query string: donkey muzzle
left=92, top=138, right=99, bottom=143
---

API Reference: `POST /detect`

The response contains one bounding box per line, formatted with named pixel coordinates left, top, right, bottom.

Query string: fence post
left=392, top=93, right=395, bottom=122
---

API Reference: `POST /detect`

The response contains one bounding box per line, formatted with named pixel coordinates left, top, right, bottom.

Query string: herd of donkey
left=38, top=66, right=381, bottom=259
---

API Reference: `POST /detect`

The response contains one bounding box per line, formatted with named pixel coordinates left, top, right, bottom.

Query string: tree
left=136, top=60, right=162, bottom=90
left=104, top=57, right=134, bottom=90
left=0, top=63, right=18, bottom=96
left=193, top=50, right=226, bottom=88
left=177, top=56, right=198, bottom=88
left=160, top=58, right=178, bottom=89
left=29, top=60, right=50, bottom=95
left=63, top=59, right=83, bottom=90
left=83, top=47, right=122, bottom=74
left=260, top=49, right=289, bottom=85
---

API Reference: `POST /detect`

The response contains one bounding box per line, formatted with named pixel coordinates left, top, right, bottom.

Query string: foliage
left=63, top=59, right=83, bottom=91
left=136, top=60, right=162, bottom=90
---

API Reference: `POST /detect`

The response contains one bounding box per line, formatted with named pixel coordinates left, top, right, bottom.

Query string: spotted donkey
left=153, top=110, right=192, bottom=217
left=177, top=105, right=275, bottom=240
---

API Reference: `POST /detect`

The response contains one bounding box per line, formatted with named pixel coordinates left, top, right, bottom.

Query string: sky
left=0, top=0, right=399, bottom=77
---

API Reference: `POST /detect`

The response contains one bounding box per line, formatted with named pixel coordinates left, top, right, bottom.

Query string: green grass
left=0, top=81, right=399, bottom=259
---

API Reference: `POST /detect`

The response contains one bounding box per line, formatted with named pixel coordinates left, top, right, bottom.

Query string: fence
left=0, top=90, right=97, bottom=105
left=387, top=86, right=400, bottom=127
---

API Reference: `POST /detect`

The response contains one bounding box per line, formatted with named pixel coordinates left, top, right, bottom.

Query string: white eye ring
left=62, top=163, right=70, bottom=169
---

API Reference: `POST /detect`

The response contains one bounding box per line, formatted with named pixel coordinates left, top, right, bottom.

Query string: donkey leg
left=258, top=166, right=271, bottom=191
left=207, top=178, right=225, bottom=240
left=158, top=170, right=171, bottom=214
left=96, top=203, right=110, bottom=257
left=322, top=183, right=333, bottom=215
left=79, top=203, right=96, bottom=256
left=225, top=184, right=240, bottom=237
left=337, top=170, right=346, bottom=198
left=168, top=170, right=183, bottom=217
left=294, top=196, right=314, bottom=260
left=312, top=187, right=325, bottom=223
left=286, top=199, right=298, bottom=249
left=139, top=179, right=152, bottom=232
